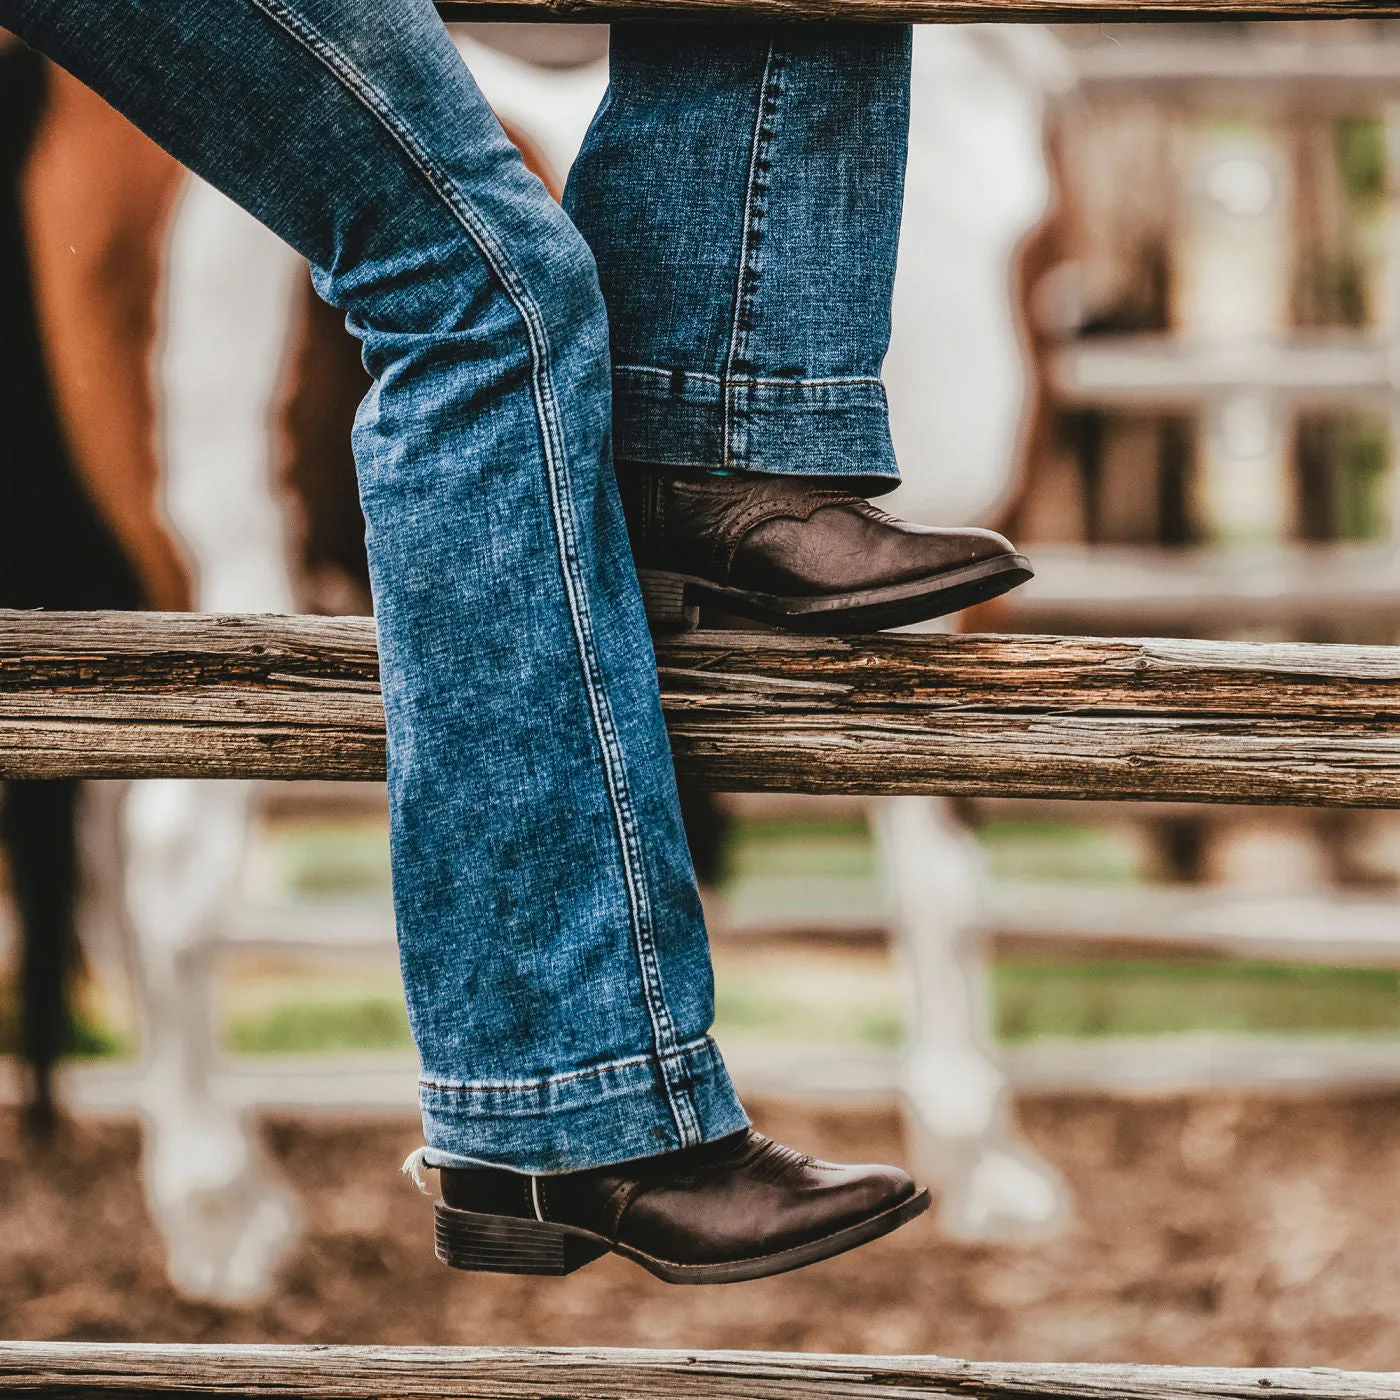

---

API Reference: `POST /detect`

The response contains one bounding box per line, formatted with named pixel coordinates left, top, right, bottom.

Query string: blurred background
left=6, top=12, right=1400, bottom=1366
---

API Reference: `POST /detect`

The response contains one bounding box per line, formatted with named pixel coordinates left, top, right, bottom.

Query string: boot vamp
left=730, top=502, right=1016, bottom=597
left=612, top=1140, right=916, bottom=1266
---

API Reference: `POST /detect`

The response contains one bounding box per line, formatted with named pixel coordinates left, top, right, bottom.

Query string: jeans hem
left=417, top=1034, right=750, bottom=1174
left=613, top=364, right=900, bottom=494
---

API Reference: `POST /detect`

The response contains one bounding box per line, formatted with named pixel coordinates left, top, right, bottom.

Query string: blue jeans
left=2, top=0, right=911, bottom=1172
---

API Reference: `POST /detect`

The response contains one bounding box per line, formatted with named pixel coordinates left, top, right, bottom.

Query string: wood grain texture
left=6, top=609, right=1400, bottom=806
left=4, top=1342, right=1400, bottom=1400
left=432, top=0, right=1400, bottom=22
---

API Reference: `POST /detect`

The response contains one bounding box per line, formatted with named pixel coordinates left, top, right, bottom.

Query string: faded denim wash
left=2, top=0, right=911, bottom=1171
left=569, top=25, right=909, bottom=484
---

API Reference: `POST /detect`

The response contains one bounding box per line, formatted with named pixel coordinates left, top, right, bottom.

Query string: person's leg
left=2, top=0, right=745, bottom=1172
left=3, top=0, right=928, bottom=1280
left=570, top=23, right=910, bottom=489
left=566, top=25, right=1032, bottom=633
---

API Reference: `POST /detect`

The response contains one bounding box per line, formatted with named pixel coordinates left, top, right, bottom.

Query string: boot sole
left=638, top=553, right=1033, bottom=635
left=434, top=1185, right=930, bottom=1285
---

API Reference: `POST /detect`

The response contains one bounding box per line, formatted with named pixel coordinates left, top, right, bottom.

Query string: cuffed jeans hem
left=613, top=364, right=901, bottom=495
left=416, top=1034, right=751, bottom=1175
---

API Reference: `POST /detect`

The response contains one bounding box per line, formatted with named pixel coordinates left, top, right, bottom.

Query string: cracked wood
left=2, top=609, right=1400, bottom=806
left=3, top=1342, right=1400, bottom=1400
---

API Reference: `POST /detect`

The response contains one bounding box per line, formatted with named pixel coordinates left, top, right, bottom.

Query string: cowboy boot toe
left=614, top=1136, right=920, bottom=1268
left=617, top=465, right=1031, bottom=634
left=733, top=502, right=1020, bottom=597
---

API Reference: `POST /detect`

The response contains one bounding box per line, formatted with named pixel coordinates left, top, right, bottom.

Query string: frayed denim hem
left=416, top=1034, right=750, bottom=1174
left=613, top=364, right=901, bottom=495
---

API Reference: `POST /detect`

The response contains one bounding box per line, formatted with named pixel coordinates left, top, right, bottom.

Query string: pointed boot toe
left=618, top=465, right=1032, bottom=634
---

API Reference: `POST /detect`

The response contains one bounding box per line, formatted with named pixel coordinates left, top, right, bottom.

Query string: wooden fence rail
left=433, top=0, right=1400, bottom=23
left=5, top=609, right=1400, bottom=806
left=2, top=1343, right=1400, bottom=1400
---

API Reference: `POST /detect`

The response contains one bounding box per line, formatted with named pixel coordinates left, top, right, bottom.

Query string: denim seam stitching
left=721, top=41, right=779, bottom=470
left=419, top=1035, right=718, bottom=1094
left=616, top=365, right=885, bottom=390
left=246, top=0, right=700, bottom=1146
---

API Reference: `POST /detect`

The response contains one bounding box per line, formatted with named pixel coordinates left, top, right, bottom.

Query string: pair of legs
left=3, top=0, right=1023, bottom=1279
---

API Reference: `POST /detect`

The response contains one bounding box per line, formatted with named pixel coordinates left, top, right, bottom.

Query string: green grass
left=718, top=817, right=1151, bottom=906
left=269, top=825, right=393, bottom=899
left=1338, top=116, right=1386, bottom=207
left=0, top=979, right=130, bottom=1060
left=19, top=958, right=1400, bottom=1063
left=994, top=959, right=1400, bottom=1042
left=975, top=821, right=1149, bottom=885
left=713, top=957, right=1400, bottom=1050
left=224, top=995, right=413, bottom=1055
left=720, top=818, right=875, bottom=881
left=713, top=958, right=904, bottom=1049
left=16, top=816, right=1400, bottom=1062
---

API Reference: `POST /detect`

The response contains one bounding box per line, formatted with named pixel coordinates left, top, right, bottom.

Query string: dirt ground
left=6, top=1092, right=1400, bottom=1365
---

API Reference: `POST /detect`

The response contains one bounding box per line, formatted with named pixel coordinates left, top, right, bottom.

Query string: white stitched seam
left=616, top=366, right=886, bottom=390
left=419, top=1036, right=718, bottom=1094
left=721, top=41, right=777, bottom=472
left=248, top=0, right=698, bottom=1145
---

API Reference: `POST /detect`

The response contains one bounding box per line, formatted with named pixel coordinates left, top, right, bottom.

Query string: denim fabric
left=569, top=24, right=910, bottom=490
left=3, top=0, right=908, bottom=1171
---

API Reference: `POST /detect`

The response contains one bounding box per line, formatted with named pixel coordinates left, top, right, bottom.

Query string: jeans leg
left=3, top=0, right=746, bottom=1172
left=565, top=23, right=912, bottom=494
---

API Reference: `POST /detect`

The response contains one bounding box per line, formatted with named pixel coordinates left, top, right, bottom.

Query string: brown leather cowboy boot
left=617, top=464, right=1032, bottom=633
left=432, top=1128, right=928, bottom=1284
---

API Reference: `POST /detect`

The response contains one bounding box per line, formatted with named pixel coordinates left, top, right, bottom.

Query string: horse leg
left=875, top=795, right=1069, bottom=1239
left=122, top=778, right=300, bottom=1301
left=122, top=171, right=306, bottom=1302
left=1, top=779, right=79, bottom=1136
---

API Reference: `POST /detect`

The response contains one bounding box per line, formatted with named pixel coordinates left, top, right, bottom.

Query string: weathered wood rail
left=2, top=1343, right=1400, bottom=1400
left=5, top=609, right=1400, bottom=807
left=433, top=0, right=1400, bottom=23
